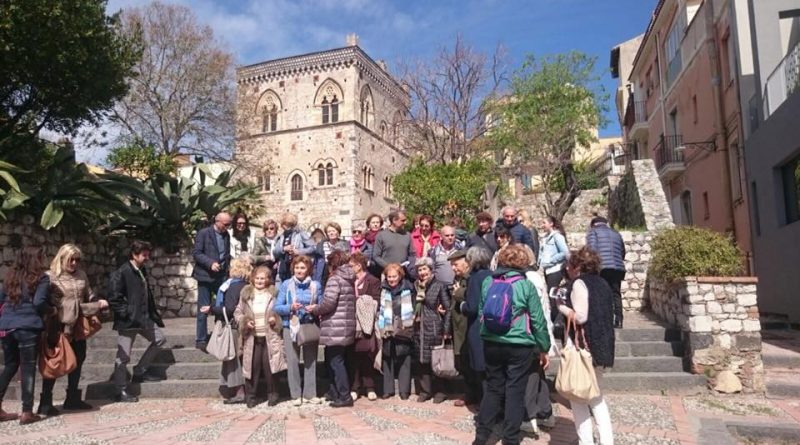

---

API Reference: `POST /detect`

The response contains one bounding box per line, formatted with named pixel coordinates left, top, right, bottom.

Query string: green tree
left=106, top=140, right=176, bottom=179
left=0, top=0, right=139, bottom=158
left=392, top=159, right=499, bottom=227
left=488, top=51, right=608, bottom=221
left=0, top=160, right=29, bottom=221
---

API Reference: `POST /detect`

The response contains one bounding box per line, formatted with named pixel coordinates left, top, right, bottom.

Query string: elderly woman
left=365, top=214, right=384, bottom=246
left=274, top=255, right=323, bottom=406
left=473, top=244, right=551, bottom=445
left=412, top=257, right=451, bottom=404
left=378, top=263, right=415, bottom=400
left=38, top=244, right=109, bottom=415
left=0, top=247, right=52, bottom=425
left=312, top=222, right=349, bottom=284
left=457, top=246, right=493, bottom=407
left=251, top=219, right=279, bottom=269
left=349, top=221, right=373, bottom=258
left=234, top=265, right=286, bottom=408
left=200, top=258, right=251, bottom=405
left=557, top=247, right=615, bottom=445
left=273, top=212, right=316, bottom=283
left=312, top=251, right=356, bottom=407
left=347, top=251, right=382, bottom=401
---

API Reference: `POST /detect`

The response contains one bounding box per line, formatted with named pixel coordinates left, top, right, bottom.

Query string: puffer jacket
left=585, top=223, right=626, bottom=271
left=414, top=279, right=452, bottom=364
left=317, top=264, right=357, bottom=346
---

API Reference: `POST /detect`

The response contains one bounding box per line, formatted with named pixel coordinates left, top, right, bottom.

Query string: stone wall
left=511, top=188, right=608, bottom=233
left=650, top=276, right=763, bottom=392
left=0, top=218, right=195, bottom=319
left=610, top=159, right=674, bottom=231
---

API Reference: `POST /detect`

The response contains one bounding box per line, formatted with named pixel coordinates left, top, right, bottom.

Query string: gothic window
left=392, top=111, right=402, bottom=144
left=316, top=81, right=343, bottom=125
left=257, top=90, right=281, bottom=133
left=325, top=162, right=334, bottom=185
left=360, top=86, right=374, bottom=128
left=291, top=174, right=303, bottom=201
left=257, top=170, right=271, bottom=192
left=384, top=175, right=392, bottom=197
left=379, top=121, right=387, bottom=140
left=317, top=163, right=326, bottom=186
left=362, top=164, right=374, bottom=191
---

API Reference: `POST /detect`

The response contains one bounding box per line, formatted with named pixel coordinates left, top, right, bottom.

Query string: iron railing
left=654, top=135, right=685, bottom=171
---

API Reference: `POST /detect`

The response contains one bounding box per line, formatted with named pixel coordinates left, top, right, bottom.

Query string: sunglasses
left=353, top=230, right=363, bottom=234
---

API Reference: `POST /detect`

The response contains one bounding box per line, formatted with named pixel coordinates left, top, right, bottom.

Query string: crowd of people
left=0, top=205, right=626, bottom=445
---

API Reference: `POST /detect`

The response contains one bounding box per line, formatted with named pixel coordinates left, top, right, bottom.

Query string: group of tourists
left=0, top=205, right=625, bottom=445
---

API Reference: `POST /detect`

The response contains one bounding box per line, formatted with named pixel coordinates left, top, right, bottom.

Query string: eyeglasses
left=353, top=230, right=363, bottom=234
left=69, top=257, right=81, bottom=263
left=265, top=227, right=277, bottom=232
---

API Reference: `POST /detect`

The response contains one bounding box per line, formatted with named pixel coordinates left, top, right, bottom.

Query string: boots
left=19, top=411, right=42, bottom=425
left=0, top=403, right=19, bottom=422
left=36, top=391, right=60, bottom=416
left=63, top=389, right=92, bottom=410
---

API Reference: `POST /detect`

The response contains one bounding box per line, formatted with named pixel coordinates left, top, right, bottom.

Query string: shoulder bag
left=39, top=321, right=77, bottom=379
left=554, top=316, right=600, bottom=403
left=207, top=306, right=237, bottom=361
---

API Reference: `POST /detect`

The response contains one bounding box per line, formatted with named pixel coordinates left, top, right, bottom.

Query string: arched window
left=316, top=81, right=343, bottom=125
left=360, top=86, right=374, bottom=128
left=325, top=162, right=334, bottom=185
left=257, top=170, right=271, bottom=192
left=291, top=174, right=303, bottom=201
left=392, top=111, right=402, bottom=144
left=362, top=164, right=374, bottom=191
left=379, top=121, right=387, bottom=140
left=317, top=163, right=326, bottom=186
left=384, top=175, right=392, bottom=197
left=256, top=90, right=281, bottom=133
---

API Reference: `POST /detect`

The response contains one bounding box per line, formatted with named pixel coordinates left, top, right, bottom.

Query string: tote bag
left=207, top=308, right=237, bottom=361
left=555, top=317, right=600, bottom=403
left=432, top=340, right=459, bottom=379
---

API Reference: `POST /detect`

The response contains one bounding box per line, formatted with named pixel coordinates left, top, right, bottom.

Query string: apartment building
left=622, top=0, right=754, bottom=271
left=743, top=1, right=800, bottom=322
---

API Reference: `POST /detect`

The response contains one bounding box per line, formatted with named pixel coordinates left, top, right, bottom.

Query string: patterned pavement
left=2, top=393, right=800, bottom=444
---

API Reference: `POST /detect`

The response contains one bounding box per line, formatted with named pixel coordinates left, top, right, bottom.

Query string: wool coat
left=317, top=264, right=357, bottom=346
left=414, top=279, right=452, bottom=364
left=234, top=285, right=287, bottom=379
left=108, top=262, right=164, bottom=331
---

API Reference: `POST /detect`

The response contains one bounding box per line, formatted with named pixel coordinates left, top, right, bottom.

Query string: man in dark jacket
left=496, top=206, right=539, bottom=256
left=466, top=211, right=499, bottom=253
left=108, top=240, right=166, bottom=403
left=192, top=212, right=232, bottom=351
left=586, top=216, right=627, bottom=328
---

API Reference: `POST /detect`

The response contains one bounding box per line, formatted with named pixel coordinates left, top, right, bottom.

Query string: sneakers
left=367, top=391, right=377, bottom=401
left=292, top=398, right=302, bottom=407
left=350, top=391, right=358, bottom=401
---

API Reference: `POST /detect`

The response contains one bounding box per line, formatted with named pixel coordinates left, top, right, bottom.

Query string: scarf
left=420, top=233, right=432, bottom=257
left=378, top=285, right=413, bottom=333
left=365, top=229, right=380, bottom=244
left=350, top=237, right=366, bottom=254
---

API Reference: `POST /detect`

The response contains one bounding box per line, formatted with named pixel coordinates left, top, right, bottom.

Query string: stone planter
left=650, top=276, right=764, bottom=393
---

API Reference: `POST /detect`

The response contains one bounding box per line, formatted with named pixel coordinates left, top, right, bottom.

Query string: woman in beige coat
left=235, top=266, right=286, bottom=408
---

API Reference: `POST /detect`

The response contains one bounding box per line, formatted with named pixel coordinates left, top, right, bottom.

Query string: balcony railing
left=666, top=3, right=707, bottom=90
left=654, top=135, right=685, bottom=174
left=764, top=40, right=800, bottom=119
left=633, top=100, right=647, bottom=123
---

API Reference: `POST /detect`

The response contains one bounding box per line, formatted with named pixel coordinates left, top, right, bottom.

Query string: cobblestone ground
left=1, top=394, right=800, bottom=444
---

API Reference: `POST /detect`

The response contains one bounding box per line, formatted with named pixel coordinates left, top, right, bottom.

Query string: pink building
left=623, top=0, right=753, bottom=272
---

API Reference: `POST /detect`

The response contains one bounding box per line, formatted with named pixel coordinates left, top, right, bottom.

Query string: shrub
left=650, top=226, right=742, bottom=282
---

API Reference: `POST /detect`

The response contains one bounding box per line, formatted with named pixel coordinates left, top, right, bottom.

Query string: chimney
left=346, top=33, right=359, bottom=47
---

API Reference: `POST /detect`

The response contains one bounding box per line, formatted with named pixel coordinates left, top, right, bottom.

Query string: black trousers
left=0, top=329, right=40, bottom=412
left=600, top=268, right=626, bottom=323
left=459, top=352, right=484, bottom=405
left=43, top=338, right=87, bottom=395
left=413, top=362, right=442, bottom=397
left=382, top=338, right=412, bottom=396
left=473, top=342, right=534, bottom=445
left=245, top=337, right=274, bottom=403
left=325, top=345, right=351, bottom=401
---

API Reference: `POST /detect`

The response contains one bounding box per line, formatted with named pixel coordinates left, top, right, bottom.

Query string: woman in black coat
left=459, top=246, right=493, bottom=404
left=412, top=257, right=451, bottom=404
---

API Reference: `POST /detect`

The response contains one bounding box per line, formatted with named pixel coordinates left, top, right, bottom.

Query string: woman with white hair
left=39, top=244, right=109, bottom=415
left=412, top=257, right=451, bottom=403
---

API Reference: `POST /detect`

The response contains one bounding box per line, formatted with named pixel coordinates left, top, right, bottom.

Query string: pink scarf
left=350, top=237, right=366, bottom=254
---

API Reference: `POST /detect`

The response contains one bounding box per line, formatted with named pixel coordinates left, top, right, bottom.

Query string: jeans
left=245, top=337, right=274, bottom=403
left=325, top=345, right=350, bottom=401
left=112, top=327, right=166, bottom=391
left=382, top=338, right=412, bottom=396
left=600, top=269, right=626, bottom=324
left=43, top=339, right=87, bottom=394
left=474, top=342, right=535, bottom=445
left=196, top=279, right=224, bottom=344
left=283, top=328, right=317, bottom=400
left=0, top=329, right=40, bottom=411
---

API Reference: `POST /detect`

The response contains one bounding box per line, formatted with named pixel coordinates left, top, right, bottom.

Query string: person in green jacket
left=473, top=244, right=550, bottom=445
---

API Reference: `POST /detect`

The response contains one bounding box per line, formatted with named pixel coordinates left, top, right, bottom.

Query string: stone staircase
left=4, top=313, right=706, bottom=400
left=761, top=327, right=800, bottom=398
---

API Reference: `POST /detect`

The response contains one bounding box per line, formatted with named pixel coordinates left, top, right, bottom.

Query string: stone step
left=601, top=372, right=707, bottom=394
left=543, top=356, right=685, bottom=375
left=766, top=370, right=800, bottom=399
left=87, top=333, right=198, bottom=349
left=81, top=347, right=219, bottom=364
left=80, top=362, right=222, bottom=381
left=615, top=328, right=682, bottom=343
left=615, top=341, right=683, bottom=357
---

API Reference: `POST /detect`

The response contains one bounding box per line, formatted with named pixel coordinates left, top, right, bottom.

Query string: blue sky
left=96, top=0, right=657, bottom=160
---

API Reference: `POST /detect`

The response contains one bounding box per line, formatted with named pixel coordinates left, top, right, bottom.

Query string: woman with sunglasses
left=252, top=219, right=279, bottom=269
left=38, top=244, right=109, bottom=415
left=230, top=212, right=255, bottom=258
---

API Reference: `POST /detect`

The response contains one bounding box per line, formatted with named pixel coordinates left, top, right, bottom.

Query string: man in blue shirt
left=192, top=212, right=231, bottom=351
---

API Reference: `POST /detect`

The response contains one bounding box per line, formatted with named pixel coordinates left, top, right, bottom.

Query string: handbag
left=296, top=322, right=320, bottom=346
left=432, top=339, right=459, bottom=379
left=554, top=317, right=600, bottom=403
left=74, top=314, right=103, bottom=339
left=207, top=308, right=237, bottom=361
left=39, top=327, right=77, bottom=379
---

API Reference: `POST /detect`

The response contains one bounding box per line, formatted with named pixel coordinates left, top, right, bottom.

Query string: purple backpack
left=482, top=274, right=523, bottom=334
